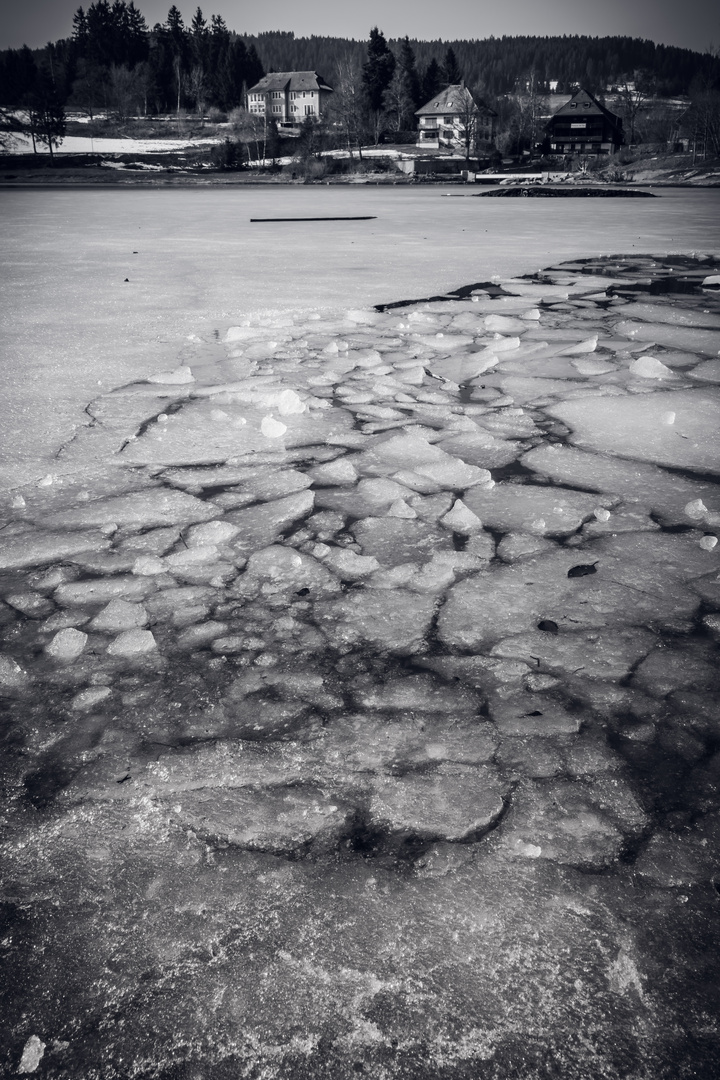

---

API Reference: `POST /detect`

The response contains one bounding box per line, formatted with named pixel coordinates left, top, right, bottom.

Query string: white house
left=246, top=71, right=334, bottom=130
left=415, top=84, right=496, bottom=152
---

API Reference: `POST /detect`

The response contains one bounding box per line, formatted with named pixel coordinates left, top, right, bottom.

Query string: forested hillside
left=247, top=30, right=717, bottom=98
left=1, top=0, right=719, bottom=116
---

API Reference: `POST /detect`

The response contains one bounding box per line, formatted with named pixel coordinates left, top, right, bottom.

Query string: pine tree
left=72, top=7, right=89, bottom=46
left=442, top=46, right=462, bottom=86
left=420, top=57, right=443, bottom=103
left=246, top=44, right=265, bottom=89
left=362, top=27, right=395, bottom=113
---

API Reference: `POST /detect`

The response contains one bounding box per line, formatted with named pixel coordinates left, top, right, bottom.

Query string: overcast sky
left=2, top=0, right=718, bottom=54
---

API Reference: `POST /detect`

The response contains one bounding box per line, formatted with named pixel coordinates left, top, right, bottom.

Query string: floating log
left=250, top=215, right=378, bottom=222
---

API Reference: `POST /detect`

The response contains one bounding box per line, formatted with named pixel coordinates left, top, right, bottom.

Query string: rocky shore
left=2, top=253, right=720, bottom=1079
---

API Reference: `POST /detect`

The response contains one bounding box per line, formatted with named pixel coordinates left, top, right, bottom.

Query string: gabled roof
left=416, top=84, right=497, bottom=118
left=549, top=87, right=621, bottom=125
left=248, top=71, right=333, bottom=94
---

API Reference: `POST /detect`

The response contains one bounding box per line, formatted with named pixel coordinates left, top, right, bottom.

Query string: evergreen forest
left=1, top=1, right=719, bottom=117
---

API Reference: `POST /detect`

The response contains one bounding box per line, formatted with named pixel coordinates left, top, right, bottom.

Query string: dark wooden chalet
left=545, top=88, right=623, bottom=155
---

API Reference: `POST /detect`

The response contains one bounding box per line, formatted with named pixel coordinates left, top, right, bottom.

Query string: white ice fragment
left=489, top=335, right=521, bottom=352
left=71, top=686, right=112, bottom=710
left=260, top=416, right=287, bottom=439
left=702, top=275, right=720, bottom=287
left=45, top=627, right=88, bottom=661
left=90, top=599, right=148, bottom=632
left=0, top=655, right=28, bottom=690
left=387, top=499, right=417, bottom=519
left=509, top=839, right=542, bottom=859
left=224, top=325, right=251, bottom=341
left=484, top=314, right=528, bottom=334
left=440, top=499, right=484, bottom=534
left=132, top=555, right=166, bottom=576
left=18, top=1035, right=45, bottom=1074
left=662, top=411, right=676, bottom=425
left=322, top=549, right=381, bottom=579
left=529, top=519, right=546, bottom=532
left=684, top=499, right=708, bottom=518
left=571, top=357, right=616, bottom=376
left=166, top=545, right=220, bottom=567
left=699, top=535, right=718, bottom=551
left=557, top=336, right=598, bottom=356
left=594, top=508, right=611, bottom=522
left=277, top=389, right=305, bottom=416
left=11, top=495, right=26, bottom=509
left=629, top=355, right=674, bottom=379
left=186, top=520, right=240, bottom=547
left=107, top=629, right=157, bottom=656
left=38, top=475, right=55, bottom=487
left=308, top=458, right=358, bottom=485
left=415, top=460, right=492, bottom=490
left=148, top=365, right=195, bottom=384
left=521, top=308, right=541, bottom=320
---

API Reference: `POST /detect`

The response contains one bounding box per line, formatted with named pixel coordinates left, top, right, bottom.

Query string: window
left=272, top=105, right=281, bottom=113
left=583, top=102, right=590, bottom=108
left=570, top=102, right=577, bottom=108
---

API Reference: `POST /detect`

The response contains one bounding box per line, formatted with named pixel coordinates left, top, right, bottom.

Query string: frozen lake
left=1, top=182, right=720, bottom=1078
left=0, top=184, right=718, bottom=488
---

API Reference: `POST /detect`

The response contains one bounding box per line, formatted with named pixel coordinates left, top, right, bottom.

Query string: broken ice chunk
left=147, top=365, right=195, bottom=384
left=45, top=627, right=88, bottom=661
left=306, top=458, right=359, bottom=486
left=463, top=483, right=605, bottom=537
left=90, top=599, right=148, bottom=633
left=685, top=499, right=708, bottom=519
left=318, top=548, right=381, bottom=580
left=413, top=459, right=493, bottom=491
left=628, top=355, right=674, bottom=379
left=106, top=629, right=157, bottom=656
left=547, top=389, right=720, bottom=472
left=314, top=588, right=436, bottom=654
left=439, top=499, right=484, bottom=534
left=490, top=627, right=657, bottom=682
left=521, top=443, right=720, bottom=527
left=688, top=359, right=720, bottom=384
left=42, top=489, right=215, bottom=531
left=614, top=320, right=720, bottom=357
left=260, top=415, right=287, bottom=438
left=557, top=336, right=598, bottom=356
left=387, top=499, right=417, bottom=518
left=0, top=529, right=112, bottom=571
left=353, top=517, right=452, bottom=567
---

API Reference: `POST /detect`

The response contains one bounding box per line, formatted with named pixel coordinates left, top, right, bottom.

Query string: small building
left=415, top=84, right=497, bottom=152
left=544, top=88, right=623, bottom=155
left=246, top=71, right=333, bottom=130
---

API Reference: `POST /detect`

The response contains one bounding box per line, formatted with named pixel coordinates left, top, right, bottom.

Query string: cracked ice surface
left=2, top=252, right=720, bottom=1078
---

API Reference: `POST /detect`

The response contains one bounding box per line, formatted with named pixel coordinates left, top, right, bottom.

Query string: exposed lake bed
left=1, top=188, right=720, bottom=1077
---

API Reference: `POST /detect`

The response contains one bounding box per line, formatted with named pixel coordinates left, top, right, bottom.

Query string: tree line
left=2, top=2, right=719, bottom=117
left=1, top=3, right=719, bottom=162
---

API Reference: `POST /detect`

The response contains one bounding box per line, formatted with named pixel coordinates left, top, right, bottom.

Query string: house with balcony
left=246, top=71, right=333, bottom=130
left=415, top=84, right=497, bottom=152
left=545, top=88, right=623, bottom=154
